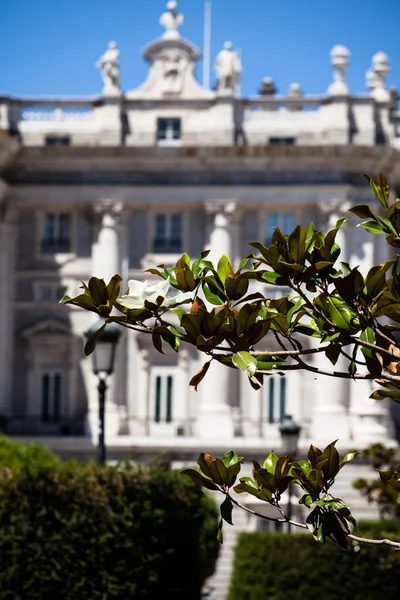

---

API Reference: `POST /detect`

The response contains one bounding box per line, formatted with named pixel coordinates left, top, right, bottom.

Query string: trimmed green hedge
left=0, top=461, right=219, bottom=599
left=229, top=527, right=400, bottom=600
left=0, top=434, right=60, bottom=471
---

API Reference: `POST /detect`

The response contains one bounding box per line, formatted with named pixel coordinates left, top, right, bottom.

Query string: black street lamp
left=279, top=414, right=301, bottom=532
left=85, top=318, right=121, bottom=464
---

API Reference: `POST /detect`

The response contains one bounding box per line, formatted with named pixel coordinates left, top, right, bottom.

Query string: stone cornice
left=3, top=146, right=399, bottom=183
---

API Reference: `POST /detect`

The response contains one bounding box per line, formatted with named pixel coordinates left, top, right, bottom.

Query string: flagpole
left=202, top=0, right=212, bottom=89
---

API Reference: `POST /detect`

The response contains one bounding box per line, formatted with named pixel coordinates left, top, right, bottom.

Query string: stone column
left=92, top=201, right=124, bottom=281
left=88, top=201, right=125, bottom=441
left=310, top=202, right=351, bottom=445
left=347, top=219, right=393, bottom=444
left=0, top=187, right=16, bottom=418
left=194, top=202, right=236, bottom=439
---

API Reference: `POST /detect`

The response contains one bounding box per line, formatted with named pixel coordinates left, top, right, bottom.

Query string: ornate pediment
left=127, top=2, right=214, bottom=100
left=21, top=319, right=72, bottom=338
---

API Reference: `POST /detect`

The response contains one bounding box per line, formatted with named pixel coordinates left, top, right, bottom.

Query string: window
left=153, top=213, right=182, bottom=253
left=266, top=376, right=286, bottom=424
left=154, top=374, right=174, bottom=423
left=265, top=213, right=294, bottom=246
left=156, top=118, right=181, bottom=146
left=41, top=372, right=62, bottom=422
left=37, top=283, right=66, bottom=302
left=41, top=213, right=71, bottom=253
left=45, top=136, right=70, bottom=146
left=269, top=137, right=295, bottom=146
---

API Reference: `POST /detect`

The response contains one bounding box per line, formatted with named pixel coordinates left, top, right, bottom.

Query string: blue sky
left=1, top=0, right=399, bottom=97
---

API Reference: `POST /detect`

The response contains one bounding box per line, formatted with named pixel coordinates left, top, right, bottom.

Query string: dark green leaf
left=181, top=468, right=219, bottom=491
left=84, top=323, right=106, bottom=356
left=220, top=496, right=234, bottom=525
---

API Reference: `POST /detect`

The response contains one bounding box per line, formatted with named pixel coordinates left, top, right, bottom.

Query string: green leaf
left=261, top=271, right=289, bottom=286
left=223, top=450, right=242, bottom=467
left=175, top=268, right=196, bottom=292
left=207, top=458, right=228, bottom=486
left=61, top=293, right=98, bottom=312
left=232, top=351, right=258, bottom=376
left=370, top=389, right=400, bottom=403
left=339, top=452, right=358, bottom=469
left=217, top=255, right=230, bottom=284
left=153, top=326, right=180, bottom=352
left=348, top=204, right=378, bottom=220
left=225, top=276, right=249, bottom=301
left=263, top=451, right=278, bottom=473
left=152, top=332, right=164, bottom=354
left=197, top=453, right=213, bottom=478
left=288, top=225, right=307, bottom=264
left=203, top=283, right=224, bottom=305
left=365, top=262, right=394, bottom=301
left=181, top=468, right=219, bottom=491
left=84, top=323, right=106, bottom=356
left=227, top=462, right=242, bottom=488
left=220, top=496, right=234, bottom=525
left=358, top=220, right=384, bottom=234
left=106, top=275, right=123, bottom=305
left=88, top=277, right=108, bottom=306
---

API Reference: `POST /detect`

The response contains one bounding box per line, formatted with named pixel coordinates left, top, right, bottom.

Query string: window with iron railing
left=41, top=372, right=63, bottom=423
left=156, top=118, right=181, bottom=146
left=266, top=376, right=286, bottom=424
left=41, top=213, right=71, bottom=253
left=153, top=213, right=182, bottom=253
left=45, top=136, right=71, bottom=146
left=154, top=374, right=174, bottom=423
left=269, top=137, right=295, bottom=146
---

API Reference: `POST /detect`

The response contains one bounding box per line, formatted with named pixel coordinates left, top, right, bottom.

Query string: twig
left=226, top=492, right=307, bottom=529
left=226, top=492, right=400, bottom=548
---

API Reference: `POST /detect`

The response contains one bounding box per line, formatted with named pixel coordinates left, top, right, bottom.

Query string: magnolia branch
left=225, top=492, right=400, bottom=549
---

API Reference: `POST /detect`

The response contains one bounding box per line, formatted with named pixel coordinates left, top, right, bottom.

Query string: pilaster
left=194, top=201, right=236, bottom=439
left=311, top=201, right=352, bottom=445
left=0, top=189, right=17, bottom=417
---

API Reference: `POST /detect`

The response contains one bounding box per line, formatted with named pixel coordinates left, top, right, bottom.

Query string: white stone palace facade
left=1, top=5, right=400, bottom=592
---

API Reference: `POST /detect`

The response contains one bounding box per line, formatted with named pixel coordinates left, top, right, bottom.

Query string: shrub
left=228, top=528, right=400, bottom=600
left=0, top=461, right=219, bottom=599
left=0, top=434, right=60, bottom=471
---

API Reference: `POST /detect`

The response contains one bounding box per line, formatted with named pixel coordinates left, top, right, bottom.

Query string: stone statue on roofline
left=215, top=41, right=241, bottom=94
left=96, top=41, right=120, bottom=96
left=160, top=1, right=183, bottom=40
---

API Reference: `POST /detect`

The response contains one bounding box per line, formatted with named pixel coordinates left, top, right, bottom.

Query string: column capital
left=204, top=200, right=236, bottom=216
left=317, top=199, right=351, bottom=228
left=92, top=200, right=128, bottom=227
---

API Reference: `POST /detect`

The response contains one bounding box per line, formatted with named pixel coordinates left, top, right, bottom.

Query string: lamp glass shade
left=279, top=415, right=301, bottom=455
left=92, top=339, right=117, bottom=375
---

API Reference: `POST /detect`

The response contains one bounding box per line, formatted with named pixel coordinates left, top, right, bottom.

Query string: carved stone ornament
left=366, top=52, right=390, bottom=102
left=93, top=200, right=125, bottom=227
left=159, top=1, right=183, bottom=40
left=205, top=201, right=237, bottom=227
left=328, top=45, right=350, bottom=96
left=127, top=5, right=213, bottom=100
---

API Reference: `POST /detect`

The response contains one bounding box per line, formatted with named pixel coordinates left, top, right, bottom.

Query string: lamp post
left=279, top=414, right=301, bottom=533
left=85, top=318, right=121, bottom=464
